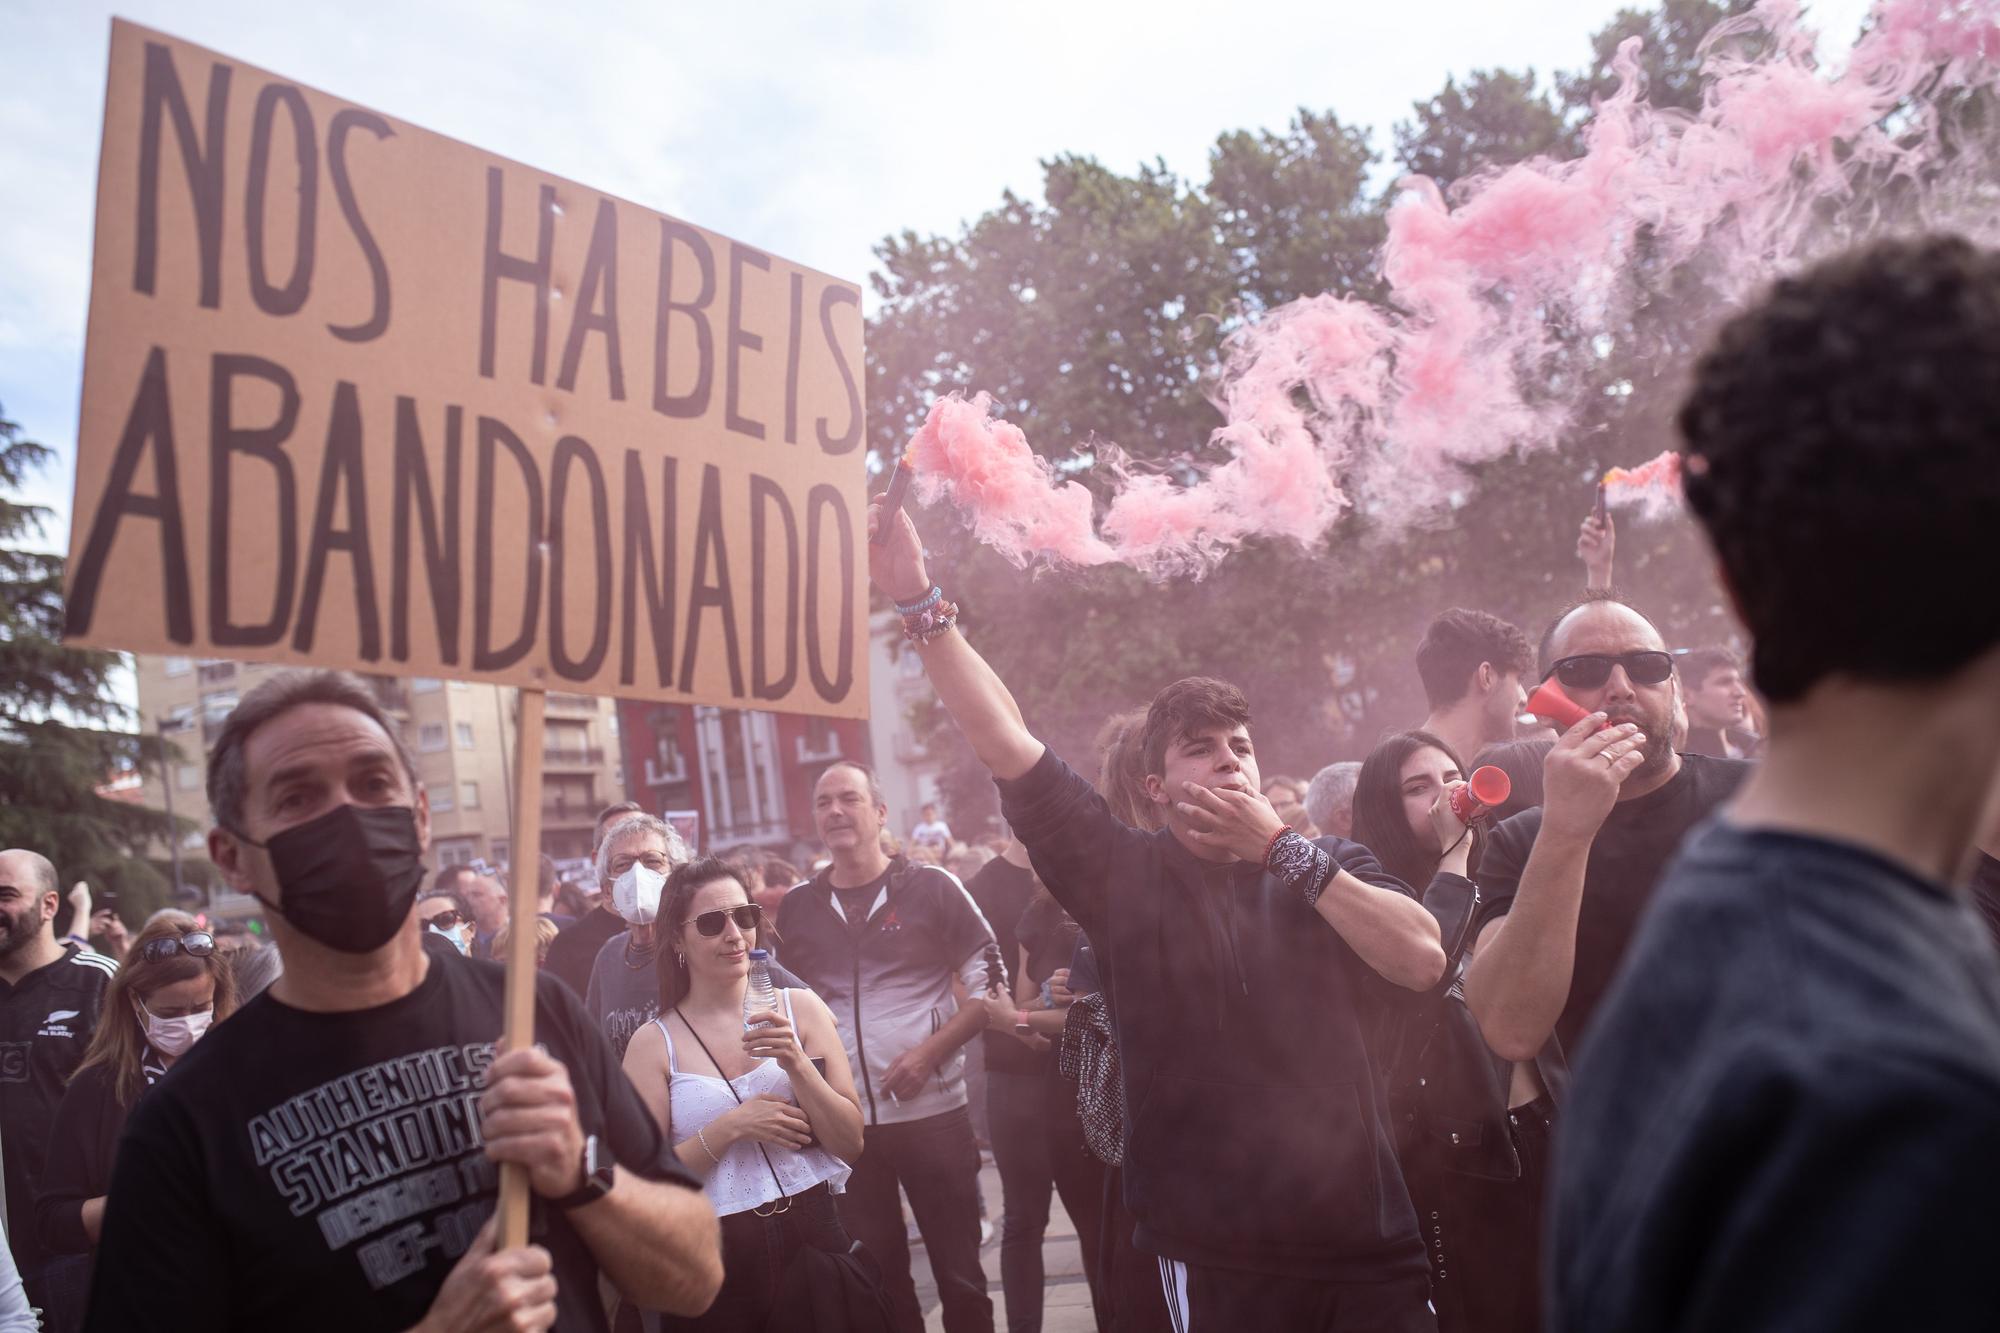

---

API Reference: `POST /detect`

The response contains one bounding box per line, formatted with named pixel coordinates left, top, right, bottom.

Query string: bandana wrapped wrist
left=1266, top=829, right=1336, bottom=907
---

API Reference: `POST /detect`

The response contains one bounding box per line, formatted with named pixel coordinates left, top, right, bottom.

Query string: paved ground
left=913, top=1148, right=1100, bottom=1332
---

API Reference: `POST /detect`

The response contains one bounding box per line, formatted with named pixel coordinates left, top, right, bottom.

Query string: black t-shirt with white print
left=0, top=943, right=115, bottom=1275
left=83, top=955, right=698, bottom=1332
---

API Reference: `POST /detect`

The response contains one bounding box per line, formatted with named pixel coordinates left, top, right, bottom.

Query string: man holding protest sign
left=83, top=671, right=722, bottom=1331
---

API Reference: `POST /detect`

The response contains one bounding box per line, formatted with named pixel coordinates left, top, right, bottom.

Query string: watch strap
left=550, top=1133, right=613, bottom=1210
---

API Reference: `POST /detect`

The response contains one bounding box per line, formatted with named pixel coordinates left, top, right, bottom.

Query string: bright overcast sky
left=3, top=0, right=1872, bottom=544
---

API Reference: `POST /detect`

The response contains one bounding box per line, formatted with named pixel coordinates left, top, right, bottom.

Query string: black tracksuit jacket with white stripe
left=0, top=944, right=115, bottom=1273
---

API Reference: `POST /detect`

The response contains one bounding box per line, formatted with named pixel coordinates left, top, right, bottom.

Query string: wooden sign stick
left=498, top=686, right=547, bottom=1249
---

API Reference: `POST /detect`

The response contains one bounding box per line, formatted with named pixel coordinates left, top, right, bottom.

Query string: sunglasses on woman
left=422, top=910, right=468, bottom=931
left=684, top=904, right=763, bottom=937
left=137, top=931, right=215, bottom=963
left=1547, top=651, right=1676, bottom=690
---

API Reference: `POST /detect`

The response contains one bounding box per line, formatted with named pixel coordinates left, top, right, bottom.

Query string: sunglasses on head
left=684, top=904, right=763, bottom=938
left=137, top=931, right=215, bottom=964
left=1547, top=651, right=1675, bottom=690
left=423, top=910, right=468, bottom=931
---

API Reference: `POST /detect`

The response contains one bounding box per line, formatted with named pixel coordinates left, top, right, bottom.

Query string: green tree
left=1394, top=70, right=1572, bottom=192
left=0, top=405, right=186, bottom=924
left=1555, top=0, right=1758, bottom=115
left=1210, top=109, right=1385, bottom=309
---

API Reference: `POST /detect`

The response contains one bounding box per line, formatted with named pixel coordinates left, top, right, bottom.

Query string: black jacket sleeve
left=35, top=1065, right=118, bottom=1256
left=995, top=749, right=1143, bottom=945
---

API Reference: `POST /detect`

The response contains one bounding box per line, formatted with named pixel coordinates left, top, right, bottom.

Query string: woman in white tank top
left=622, top=857, right=867, bottom=1330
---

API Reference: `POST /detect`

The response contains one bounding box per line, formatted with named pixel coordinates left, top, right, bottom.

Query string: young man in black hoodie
left=870, top=506, right=1446, bottom=1330
left=1548, top=235, right=2000, bottom=1330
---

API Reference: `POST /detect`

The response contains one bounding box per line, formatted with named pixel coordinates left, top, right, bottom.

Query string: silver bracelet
left=697, top=1127, right=721, bottom=1164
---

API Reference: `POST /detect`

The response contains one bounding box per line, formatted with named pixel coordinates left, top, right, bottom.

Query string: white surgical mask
left=137, top=999, right=212, bottom=1057
left=429, top=922, right=471, bottom=955
left=612, top=863, right=667, bottom=925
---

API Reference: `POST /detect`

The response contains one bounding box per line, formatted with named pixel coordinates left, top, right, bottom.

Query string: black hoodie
left=997, top=748, right=1428, bottom=1282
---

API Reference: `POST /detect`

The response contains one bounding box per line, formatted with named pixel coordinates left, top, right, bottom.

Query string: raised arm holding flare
left=869, top=496, right=1444, bottom=1332
left=870, top=499, right=1443, bottom=988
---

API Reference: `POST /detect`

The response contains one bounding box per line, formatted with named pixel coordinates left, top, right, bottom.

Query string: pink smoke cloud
left=906, top=0, right=2000, bottom=575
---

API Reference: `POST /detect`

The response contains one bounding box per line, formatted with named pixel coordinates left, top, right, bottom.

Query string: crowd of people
left=1, top=234, right=1997, bottom=1332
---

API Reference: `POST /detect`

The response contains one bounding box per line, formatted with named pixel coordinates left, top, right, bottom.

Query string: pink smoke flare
left=903, top=0, right=2000, bottom=575
left=1602, top=451, right=1686, bottom=520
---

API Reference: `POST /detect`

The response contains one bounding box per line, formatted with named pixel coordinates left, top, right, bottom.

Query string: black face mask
left=234, top=804, right=427, bottom=954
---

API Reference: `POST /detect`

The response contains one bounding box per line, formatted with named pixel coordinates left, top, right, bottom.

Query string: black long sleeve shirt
left=35, top=1047, right=167, bottom=1255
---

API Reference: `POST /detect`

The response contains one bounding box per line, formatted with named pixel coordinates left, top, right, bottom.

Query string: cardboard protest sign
left=64, top=21, right=869, bottom=718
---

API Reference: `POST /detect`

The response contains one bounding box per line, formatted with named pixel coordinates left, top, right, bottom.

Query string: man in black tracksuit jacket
left=867, top=506, right=1448, bottom=1331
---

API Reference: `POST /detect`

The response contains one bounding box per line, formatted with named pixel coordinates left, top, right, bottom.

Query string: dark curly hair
left=1141, top=677, right=1252, bottom=777
left=1678, top=235, right=2000, bottom=702
left=1416, top=609, right=1533, bottom=709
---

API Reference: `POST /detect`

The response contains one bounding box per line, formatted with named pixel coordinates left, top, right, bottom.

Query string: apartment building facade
left=131, top=657, right=624, bottom=893
left=613, top=611, right=951, bottom=863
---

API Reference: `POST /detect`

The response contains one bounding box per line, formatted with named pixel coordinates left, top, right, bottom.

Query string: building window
left=450, top=680, right=469, bottom=690
left=429, top=783, right=455, bottom=812
left=197, top=660, right=236, bottom=686
left=163, top=656, right=192, bottom=677
left=456, top=722, right=475, bottom=750
left=435, top=837, right=479, bottom=867
left=797, top=716, right=843, bottom=763
left=199, top=691, right=238, bottom=744
left=418, top=723, right=447, bottom=752
left=412, top=678, right=442, bottom=693
left=461, top=781, right=480, bottom=809
left=175, top=764, right=201, bottom=791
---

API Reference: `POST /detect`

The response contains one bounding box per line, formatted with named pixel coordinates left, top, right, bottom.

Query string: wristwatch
left=550, top=1134, right=615, bottom=1210
left=1014, top=1009, right=1033, bottom=1035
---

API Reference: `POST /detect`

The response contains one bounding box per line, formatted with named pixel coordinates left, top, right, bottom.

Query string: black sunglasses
left=1548, top=651, right=1675, bottom=690
left=684, top=904, right=763, bottom=938
left=423, top=910, right=468, bottom=931
left=138, top=931, right=215, bottom=963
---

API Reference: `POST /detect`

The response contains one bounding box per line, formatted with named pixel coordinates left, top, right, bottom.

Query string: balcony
left=545, top=693, right=598, bottom=712
left=542, top=792, right=598, bottom=827
left=542, top=746, right=606, bottom=770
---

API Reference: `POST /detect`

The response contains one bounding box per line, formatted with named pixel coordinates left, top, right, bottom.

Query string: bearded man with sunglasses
left=83, top=670, right=723, bottom=1333
left=0, top=848, right=116, bottom=1331
left=1464, top=596, right=1751, bottom=1070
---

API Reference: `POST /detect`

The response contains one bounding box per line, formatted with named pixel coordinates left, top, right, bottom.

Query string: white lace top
left=659, top=990, right=851, bottom=1217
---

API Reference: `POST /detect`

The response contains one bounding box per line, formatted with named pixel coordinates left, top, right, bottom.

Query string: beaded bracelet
left=1261, top=826, right=1289, bottom=867
left=894, top=585, right=943, bottom=615
left=902, top=595, right=959, bottom=644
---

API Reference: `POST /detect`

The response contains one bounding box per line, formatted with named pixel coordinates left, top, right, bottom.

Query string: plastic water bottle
left=743, top=949, right=778, bottom=1029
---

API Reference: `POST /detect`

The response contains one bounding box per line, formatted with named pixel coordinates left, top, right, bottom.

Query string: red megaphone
left=1525, top=678, right=1605, bottom=732
left=1447, top=766, right=1512, bottom=823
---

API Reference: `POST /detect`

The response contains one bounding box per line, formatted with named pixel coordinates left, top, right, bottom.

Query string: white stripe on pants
left=1158, top=1256, right=1191, bottom=1332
